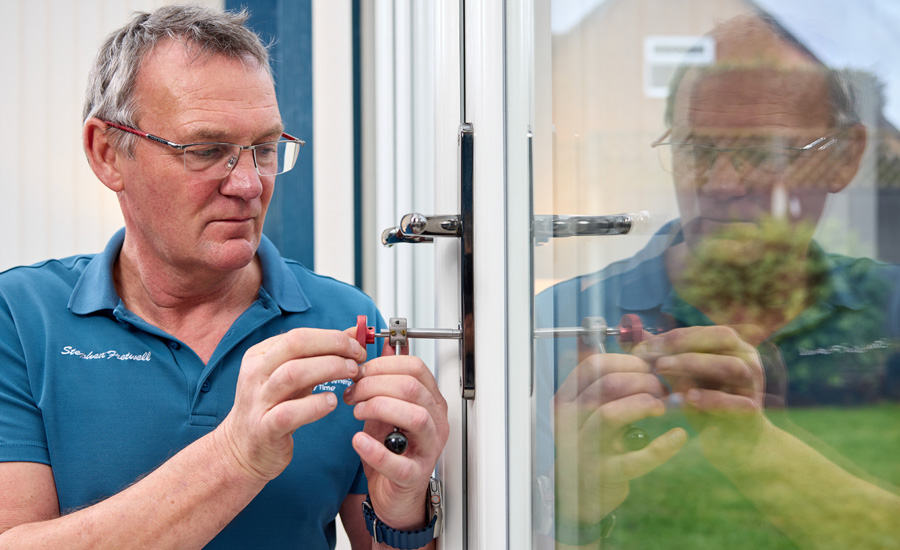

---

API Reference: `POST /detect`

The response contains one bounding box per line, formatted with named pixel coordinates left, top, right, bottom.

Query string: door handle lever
left=381, top=226, right=435, bottom=247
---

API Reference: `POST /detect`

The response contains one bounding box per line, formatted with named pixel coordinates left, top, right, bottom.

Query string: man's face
left=115, top=39, right=282, bottom=275
left=669, top=67, right=839, bottom=252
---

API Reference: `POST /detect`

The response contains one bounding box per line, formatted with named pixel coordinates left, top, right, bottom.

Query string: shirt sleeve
left=0, top=293, right=50, bottom=464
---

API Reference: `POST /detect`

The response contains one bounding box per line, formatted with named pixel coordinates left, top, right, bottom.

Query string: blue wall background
left=226, top=0, right=315, bottom=269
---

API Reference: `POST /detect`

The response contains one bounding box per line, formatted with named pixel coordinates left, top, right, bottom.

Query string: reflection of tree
left=678, top=216, right=828, bottom=326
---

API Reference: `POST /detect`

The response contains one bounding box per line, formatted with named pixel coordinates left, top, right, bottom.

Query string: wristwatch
left=362, top=478, right=444, bottom=549
left=535, top=474, right=616, bottom=544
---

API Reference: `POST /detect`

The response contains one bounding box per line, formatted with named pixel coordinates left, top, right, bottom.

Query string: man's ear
left=83, top=118, right=125, bottom=192
left=830, top=123, right=867, bottom=194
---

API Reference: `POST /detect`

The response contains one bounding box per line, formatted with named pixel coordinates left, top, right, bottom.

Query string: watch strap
left=554, top=513, right=616, bottom=545
left=362, top=495, right=438, bottom=550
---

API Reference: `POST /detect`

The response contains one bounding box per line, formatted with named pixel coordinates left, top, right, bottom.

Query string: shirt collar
left=69, top=228, right=310, bottom=315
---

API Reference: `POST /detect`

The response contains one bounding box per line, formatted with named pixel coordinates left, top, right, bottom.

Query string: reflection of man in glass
left=537, top=14, right=900, bottom=549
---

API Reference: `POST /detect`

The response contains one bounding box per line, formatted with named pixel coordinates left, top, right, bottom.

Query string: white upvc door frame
left=367, top=1, right=536, bottom=548
left=461, top=1, right=522, bottom=548
left=433, top=1, right=467, bottom=549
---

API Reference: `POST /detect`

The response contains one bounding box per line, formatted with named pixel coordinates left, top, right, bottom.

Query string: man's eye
left=256, top=143, right=278, bottom=165
left=186, top=145, right=228, bottom=160
left=255, top=144, right=278, bottom=159
left=740, top=148, right=771, bottom=167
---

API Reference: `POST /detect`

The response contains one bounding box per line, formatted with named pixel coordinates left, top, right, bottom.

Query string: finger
left=247, top=328, right=366, bottom=376
left=603, top=428, right=688, bottom=481
left=618, top=325, right=655, bottom=354
left=352, top=432, right=423, bottom=487
left=574, top=392, right=666, bottom=435
left=262, top=356, right=359, bottom=405
left=261, top=392, right=339, bottom=439
left=655, top=353, right=755, bottom=390
left=343, top=374, right=432, bottom=409
left=380, top=338, right=410, bottom=357
left=557, top=354, right=652, bottom=402
left=353, top=397, right=437, bottom=441
left=634, top=325, right=753, bottom=357
left=343, top=326, right=369, bottom=363
left=570, top=372, right=668, bottom=408
left=362, top=356, right=445, bottom=408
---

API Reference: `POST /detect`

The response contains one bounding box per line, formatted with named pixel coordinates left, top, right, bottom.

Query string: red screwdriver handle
left=618, top=313, right=644, bottom=345
left=356, top=315, right=375, bottom=348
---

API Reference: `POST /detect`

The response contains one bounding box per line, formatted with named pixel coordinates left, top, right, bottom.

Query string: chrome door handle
left=533, top=212, right=651, bottom=244
left=400, top=213, right=462, bottom=238
left=380, top=214, right=461, bottom=247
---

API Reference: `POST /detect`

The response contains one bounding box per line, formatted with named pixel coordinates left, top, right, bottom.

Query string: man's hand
left=553, top=352, right=687, bottom=526
left=342, top=333, right=450, bottom=530
left=634, top=325, right=769, bottom=472
left=216, top=328, right=367, bottom=482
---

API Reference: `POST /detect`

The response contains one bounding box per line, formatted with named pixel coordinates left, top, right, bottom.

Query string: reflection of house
left=545, top=0, right=900, bottom=283
left=876, top=132, right=900, bottom=261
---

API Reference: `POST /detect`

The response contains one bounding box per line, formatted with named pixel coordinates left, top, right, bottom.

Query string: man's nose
left=700, top=151, right=748, bottom=198
left=220, top=149, right=263, bottom=199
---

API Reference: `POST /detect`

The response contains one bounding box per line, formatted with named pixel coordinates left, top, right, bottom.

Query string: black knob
left=384, top=428, right=408, bottom=454
left=623, top=426, right=649, bottom=452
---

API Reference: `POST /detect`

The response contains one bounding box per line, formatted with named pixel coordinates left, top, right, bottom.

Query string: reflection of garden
left=603, top=404, right=900, bottom=549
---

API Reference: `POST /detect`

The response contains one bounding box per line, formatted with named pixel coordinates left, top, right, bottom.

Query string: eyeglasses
left=104, top=121, right=305, bottom=179
left=651, top=130, right=843, bottom=180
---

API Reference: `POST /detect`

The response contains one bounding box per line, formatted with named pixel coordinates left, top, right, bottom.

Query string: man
left=538, top=14, right=900, bottom=549
left=0, top=5, right=448, bottom=549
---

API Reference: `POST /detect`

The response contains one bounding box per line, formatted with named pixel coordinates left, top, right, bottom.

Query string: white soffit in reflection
left=643, top=36, right=715, bottom=99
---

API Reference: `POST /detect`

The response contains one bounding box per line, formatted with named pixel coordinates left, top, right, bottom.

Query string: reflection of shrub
left=677, top=216, right=896, bottom=405
left=678, top=216, right=828, bottom=326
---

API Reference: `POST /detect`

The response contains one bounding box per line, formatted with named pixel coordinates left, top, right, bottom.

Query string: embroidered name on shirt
left=797, top=339, right=890, bottom=356
left=61, top=346, right=152, bottom=361
left=314, top=378, right=353, bottom=392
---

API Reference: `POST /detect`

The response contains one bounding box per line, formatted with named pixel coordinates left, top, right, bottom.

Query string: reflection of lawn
left=601, top=404, right=900, bottom=550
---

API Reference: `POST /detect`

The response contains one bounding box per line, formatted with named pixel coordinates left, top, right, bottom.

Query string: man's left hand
left=342, top=332, right=449, bottom=530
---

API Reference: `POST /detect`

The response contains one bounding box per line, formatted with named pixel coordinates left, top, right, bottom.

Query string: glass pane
left=530, top=2, right=900, bottom=549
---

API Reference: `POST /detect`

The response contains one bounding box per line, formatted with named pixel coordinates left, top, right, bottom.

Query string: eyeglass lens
left=183, top=141, right=301, bottom=177
left=658, top=144, right=808, bottom=178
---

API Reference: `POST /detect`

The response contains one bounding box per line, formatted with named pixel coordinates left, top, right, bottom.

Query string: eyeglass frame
left=103, top=121, right=306, bottom=178
left=650, top=128, right=844, bottom=178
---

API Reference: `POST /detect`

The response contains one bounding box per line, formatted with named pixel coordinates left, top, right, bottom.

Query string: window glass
left=532, top=2, right=900, bottom=548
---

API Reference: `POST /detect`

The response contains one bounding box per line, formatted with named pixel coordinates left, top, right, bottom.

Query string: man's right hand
left=215, top=328, right=367, bottom=481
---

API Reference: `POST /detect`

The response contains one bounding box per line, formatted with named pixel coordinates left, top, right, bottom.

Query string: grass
left=596, top=404, right=900, bottom=549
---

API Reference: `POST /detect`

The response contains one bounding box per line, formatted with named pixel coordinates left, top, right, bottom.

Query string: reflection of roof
left=753, top=0, right=900, bottom=128
left=553, top=0, right=900, bottom=128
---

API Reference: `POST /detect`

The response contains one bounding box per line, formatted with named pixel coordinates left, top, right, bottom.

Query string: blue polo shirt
left=0, top=229, right=384, bottom=549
